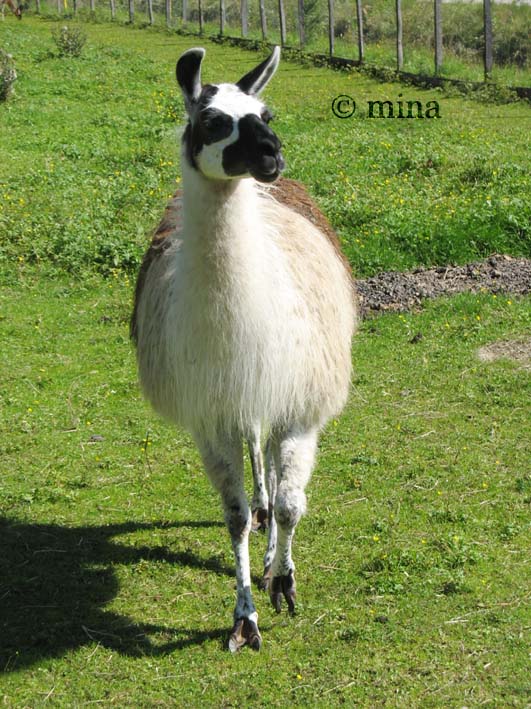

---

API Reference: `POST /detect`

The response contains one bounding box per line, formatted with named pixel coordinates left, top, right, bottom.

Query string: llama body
left=133, top=47, right=357, bottom=651
left=136, top=168, right=353, bottom=438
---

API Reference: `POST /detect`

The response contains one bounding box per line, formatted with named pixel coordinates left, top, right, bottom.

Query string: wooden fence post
left=183, top=0, right=188, bottom=22
left=483, top=0, right=493, bottom=80
left=220, top=0, right=225, bottom=35
left=35, top=0, right=40, bottom=12
left=128, top=0, right=134, bottom=23
left=356, top=0, right=364, bottom=63
left=165, top=0, right=171, bottom=26
left=147, top=0, right=154, bottom=24
left=434, top=0, right=442, bottom=75
left=327, top=0, right=334, bottom=56
left=56, top=0, right=60, bottom=14
left=396, top=0, right=403, bottom=71
left=89, top=0, right=95, bottom=12
left=278, top=0, right=286, bottom=46
left=198, top=0, right=204, bottom=33
left=241, top=0, right=248, bottom=36
left=110, top=0, right=116, bottom=19
left=259, top=0, right=267, bottom=39
left=297, top=0, right=305, bottom=47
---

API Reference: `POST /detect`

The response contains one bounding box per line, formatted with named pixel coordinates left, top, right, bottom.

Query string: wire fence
left=31, top=0, right=531, bottom=96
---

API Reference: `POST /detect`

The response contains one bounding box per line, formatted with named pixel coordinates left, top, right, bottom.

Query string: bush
left=0, top=50, right=17, bottom=102
left=51, top=25, right=87, bottom=58
left=495, top=29, right=529, bottom=69
left=334, top=17, right=351, bottom=39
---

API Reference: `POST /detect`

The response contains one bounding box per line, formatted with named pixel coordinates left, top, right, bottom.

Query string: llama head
left=176, top=47, right=284, bottom=183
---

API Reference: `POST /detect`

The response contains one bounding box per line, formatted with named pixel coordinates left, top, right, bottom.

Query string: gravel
left=356, top=255, right=531, bottom=317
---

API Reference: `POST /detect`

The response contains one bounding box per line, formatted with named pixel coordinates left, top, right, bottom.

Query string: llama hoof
left=228, top=617, right=262, bottom=653
left=270, top=569, right=296, bottom=615
left=259, top=564, right=272, bottom=591
left=251, top=507, right=269, bottom=532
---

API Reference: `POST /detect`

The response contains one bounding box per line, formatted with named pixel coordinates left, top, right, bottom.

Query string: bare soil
left=477, top=337, right=531, bottom=369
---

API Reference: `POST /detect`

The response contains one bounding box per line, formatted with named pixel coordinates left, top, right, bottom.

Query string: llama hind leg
left=269, top=426, right=318, bottom=615
left=248, top=425, right=268, bottom=532
left=260, top=437, right=277, bottom=590
left=196, top=433, right=261, bottom=652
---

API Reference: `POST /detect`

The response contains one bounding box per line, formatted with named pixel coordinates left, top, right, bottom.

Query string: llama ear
left=236, top=46, right=280, bottom=96
left=176, top=47, right=206, bottom=113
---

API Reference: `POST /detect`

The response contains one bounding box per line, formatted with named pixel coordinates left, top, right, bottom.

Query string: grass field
left=1, top=15, right=531, bottom=707
left=1, top=275, right=530, bottom=706
left=1, top=15, right=531, bottom=279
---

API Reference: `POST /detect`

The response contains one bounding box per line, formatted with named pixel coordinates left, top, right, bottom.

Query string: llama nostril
left=259, top=140, right=278, bottom=157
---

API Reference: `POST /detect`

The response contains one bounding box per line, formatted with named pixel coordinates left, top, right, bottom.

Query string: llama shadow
left=0, top=517, right=233, bottom=672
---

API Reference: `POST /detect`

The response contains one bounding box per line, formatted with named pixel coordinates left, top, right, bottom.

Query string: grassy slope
left=1, top=16, right=530, bottom=279
left=1, top=16, right=531, bottom=707
left=31, top=0, right=531, bottom=87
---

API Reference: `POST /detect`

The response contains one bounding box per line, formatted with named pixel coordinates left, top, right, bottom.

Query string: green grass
left=1, top=15, right=531, bottom=706
left=1, top=275, right=530, bottom=705
left=1, top=16, right=531, bottom=279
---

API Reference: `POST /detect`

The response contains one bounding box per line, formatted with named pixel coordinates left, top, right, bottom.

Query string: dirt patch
left=357, top=255, right=531, bottom=317
left=477, top=337, right=531, bottom=369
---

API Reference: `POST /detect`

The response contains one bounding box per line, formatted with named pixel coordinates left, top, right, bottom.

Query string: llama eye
left=202, top=112, right=233, bottom=143
left=206, top=115, right=224, bottom=129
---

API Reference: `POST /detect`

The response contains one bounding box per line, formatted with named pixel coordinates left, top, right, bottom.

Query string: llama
left=0, top=0, right=22, bottom=19
left=131, top=46, right=357, bottom=651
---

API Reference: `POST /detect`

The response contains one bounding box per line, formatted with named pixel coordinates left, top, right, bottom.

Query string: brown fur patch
left=272, top=177, right=352, bottom=275
left=130, top=191, right=182, bottom=343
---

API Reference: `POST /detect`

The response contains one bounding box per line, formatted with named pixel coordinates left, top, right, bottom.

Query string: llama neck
left=181, top=162, right=266, bottom=278
left=181, top=163, right=261, bottom=241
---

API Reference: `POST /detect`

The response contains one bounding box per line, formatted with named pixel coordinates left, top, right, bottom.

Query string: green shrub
left=495, top=28, right=529, bottom=69
left=51, top=25, right=87, bottom=57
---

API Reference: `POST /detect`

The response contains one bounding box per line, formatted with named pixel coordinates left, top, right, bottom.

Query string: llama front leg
left=269, top=426, right=318, bottom=615
left=196, top=433, right=262, bottom=652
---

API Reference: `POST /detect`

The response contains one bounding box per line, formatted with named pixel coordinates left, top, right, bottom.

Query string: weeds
left=51, top=24, right=87, bottom=57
